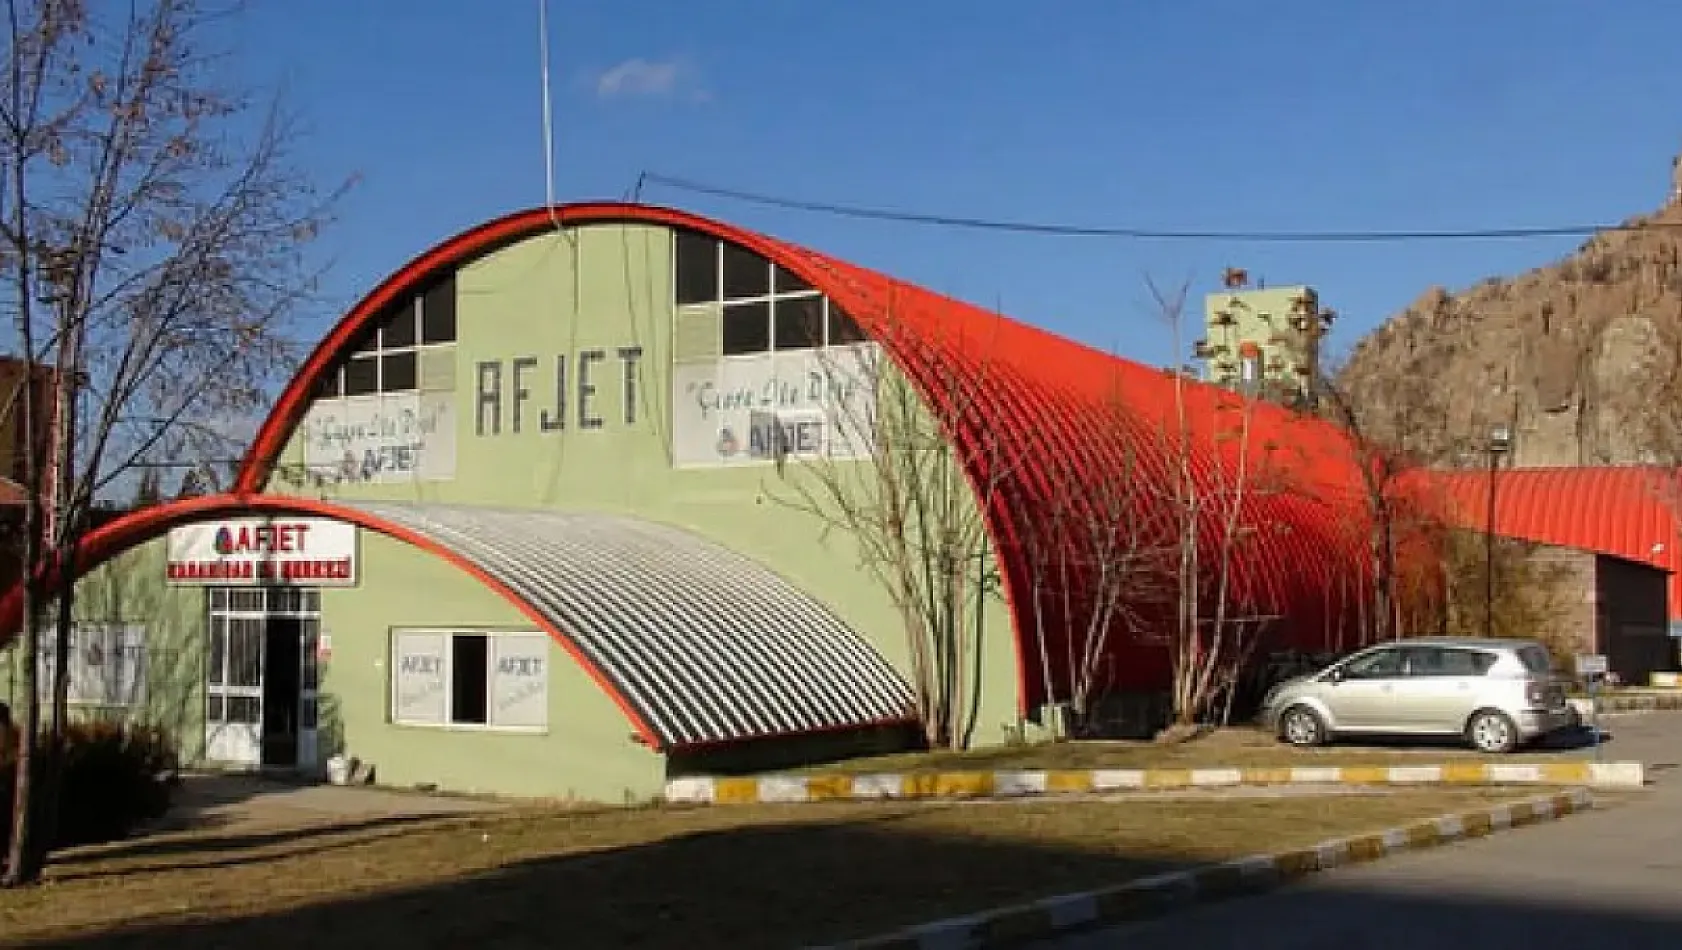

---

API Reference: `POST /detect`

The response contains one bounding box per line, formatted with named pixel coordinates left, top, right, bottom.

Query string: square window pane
left=207, top=694, right=225, bottom=721
left=312, top=368, right=342, bottom=400
left=422, top=276, right=457, bottom=344
left=227, top=695, right=260, bottom=724
left=826, top=302, right=867, bottom=345
left=774, top=296, right=824, bottom=350
left=721, top=243, right=770, bottom=300
left=451, top=634, right=489, bottom=725
left=380, top=300, right=417, bottom=348
left=382, top=351, right=418, bottom=392
left=674, top=230, right=719, bottom=305
left=775, top=265, right=812, bottom=294
left=721, top=301, right=770, bottom=356
left=344, top=356, right=379, bottom=396
left=351, top=327, right=377, bottom=355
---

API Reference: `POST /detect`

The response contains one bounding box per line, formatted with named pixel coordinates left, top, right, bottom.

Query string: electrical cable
left=639, top=172, right=1681, bottom=244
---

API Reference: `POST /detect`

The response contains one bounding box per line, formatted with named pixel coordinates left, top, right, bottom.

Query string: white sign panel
left=671, top=343, right=879, bottom=468
left=491, top=634, right=550, bottom=729
left=36, top=623, right=146, bottom=707
left=166, top=517, right=358, bottom=586
left=391, top=631, right=449, bottom=726
left=299, top=391, right=456, bottom=484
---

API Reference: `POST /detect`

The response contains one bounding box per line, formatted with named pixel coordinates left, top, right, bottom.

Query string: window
left=390, top=629, right=549, bottom=730
left=721, top=301, right=771, bottom=356
left=671, top=231, right=868, bottom=358
left=1340, top=647, right=1403, bottom=679
left=316, top=274, right=459, bottom=398
left=774, top=296, right=824, bottom=350
left=1517, top=645, right=1554, bottom=675
left=674, top=229, right=720, bottom=305
left=1406, top=647, right=1497, bottom=677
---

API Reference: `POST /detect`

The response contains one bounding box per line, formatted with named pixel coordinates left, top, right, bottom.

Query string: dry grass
left=0, top=787, right=1543, bottom=949
left=792, top=727, right=1586, bottom=775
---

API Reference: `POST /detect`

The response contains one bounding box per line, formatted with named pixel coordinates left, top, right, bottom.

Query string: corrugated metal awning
left=338, top=500, right=916, bottom=750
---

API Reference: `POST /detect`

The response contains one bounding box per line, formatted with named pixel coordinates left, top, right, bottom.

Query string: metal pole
left=1483, top=445, right=1497, bottom=639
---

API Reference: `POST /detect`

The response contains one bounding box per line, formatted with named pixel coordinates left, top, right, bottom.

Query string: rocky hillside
left=1339, top=165, right=1682, bottom=469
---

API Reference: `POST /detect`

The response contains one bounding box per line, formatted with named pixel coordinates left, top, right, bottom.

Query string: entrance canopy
left=0, top=495, right=917, bottom=750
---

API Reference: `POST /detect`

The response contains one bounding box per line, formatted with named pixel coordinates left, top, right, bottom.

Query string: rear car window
left=1516, top=645, right=1554, bottom=674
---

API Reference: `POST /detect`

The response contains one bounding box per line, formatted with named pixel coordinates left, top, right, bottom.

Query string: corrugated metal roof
left=1430, top=466, right=1681, bottom=619
left=338, top=500, right=917, bottom=749
left=238, top=203, right=1398, bottom=709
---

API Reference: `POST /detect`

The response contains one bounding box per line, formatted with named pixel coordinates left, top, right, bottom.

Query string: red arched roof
left=234, top=203, right=1385, bottom=708
left=1430, top=466, right=1681, bottom=619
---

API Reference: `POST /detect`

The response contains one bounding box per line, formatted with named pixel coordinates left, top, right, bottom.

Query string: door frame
left=204, top=586, right=322, bottom=771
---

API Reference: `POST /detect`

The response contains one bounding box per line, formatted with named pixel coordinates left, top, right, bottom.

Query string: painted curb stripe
left=809, top=788, right=1594, bottom=949
left=662, top=761, right=1643, bottom=804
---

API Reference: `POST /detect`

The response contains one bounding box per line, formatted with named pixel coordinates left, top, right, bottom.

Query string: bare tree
left=1016, top=383, right=1176, bottom=738
left=1147, top=278, right=1283, bottom=728
left=1, top=0, right=344, bottom=884
left=765, top=299, right=1019, bottom=750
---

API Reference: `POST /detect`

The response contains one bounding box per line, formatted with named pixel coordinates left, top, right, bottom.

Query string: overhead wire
left=638, top=172, right=1680, bottom=244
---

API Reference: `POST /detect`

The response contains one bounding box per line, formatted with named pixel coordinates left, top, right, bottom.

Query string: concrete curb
left=663, top=761, right=1644, bottom=805
left=1573, top=692, right=1682, bottom=715
left=809, top=787, right=1595, bottom=949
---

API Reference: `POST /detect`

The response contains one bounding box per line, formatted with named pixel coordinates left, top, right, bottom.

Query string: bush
left=0, top=720, right=178, bottom=855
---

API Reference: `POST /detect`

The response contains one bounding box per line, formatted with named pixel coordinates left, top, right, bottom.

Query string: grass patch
left=790, top=727, right=1587, bottom=775
left=1, top=787, right=1551, bottom=949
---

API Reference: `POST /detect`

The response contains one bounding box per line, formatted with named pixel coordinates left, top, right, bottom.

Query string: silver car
left=1258, top=637, right=1575, bottom=754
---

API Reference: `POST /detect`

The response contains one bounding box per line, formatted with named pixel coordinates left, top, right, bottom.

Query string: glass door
left=204, top=587, right=321, bottom=770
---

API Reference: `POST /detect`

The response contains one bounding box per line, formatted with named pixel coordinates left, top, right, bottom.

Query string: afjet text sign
left=165, top=517, right=359, bottom=587
left=670, top=344, right=879, bottom=468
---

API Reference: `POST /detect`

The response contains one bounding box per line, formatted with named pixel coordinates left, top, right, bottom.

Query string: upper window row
left=675, top=228, right=814, bottom=305
left=314, top=274, right=457, bottom=399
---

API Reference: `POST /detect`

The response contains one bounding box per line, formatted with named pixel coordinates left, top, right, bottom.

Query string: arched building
left=0, top=204, right=1392, bottom=800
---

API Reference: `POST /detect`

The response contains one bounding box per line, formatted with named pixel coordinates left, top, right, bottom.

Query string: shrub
left=0, top=720, right=178, bottom=855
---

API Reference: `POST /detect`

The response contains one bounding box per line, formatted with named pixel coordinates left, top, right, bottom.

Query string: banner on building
left=35, top=623, right=147, bottom=707
left=670, top=343, right=879, bottom=468
left=299, top=391, right=456, bottom=484
left=390, top=631, right=450, bottom=726
left=166, top=517, right=359, bottom=587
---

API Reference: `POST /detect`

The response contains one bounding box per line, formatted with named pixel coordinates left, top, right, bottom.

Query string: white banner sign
left=36, top=623, right=146, bottom=707
left=671, top=343, right=879, bottom=468
left=300, top=391, right=456, bottom=484
left=391, top=631, right=449, bottom=726
left=166, top=517, right=358, bottom=586
left=491, top=634, right=550, bottom=729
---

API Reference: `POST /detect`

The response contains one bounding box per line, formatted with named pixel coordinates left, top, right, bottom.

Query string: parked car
left=1258, top=637, right=1574, bottom=754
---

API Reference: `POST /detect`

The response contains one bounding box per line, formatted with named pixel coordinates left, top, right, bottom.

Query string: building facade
left=0, top=204, right=1397, bottom=802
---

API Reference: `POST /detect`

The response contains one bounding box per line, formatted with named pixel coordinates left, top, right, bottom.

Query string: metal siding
left=339, top=501, right=917, bottom=748
left=1431, top=467, right=1682, bottom=621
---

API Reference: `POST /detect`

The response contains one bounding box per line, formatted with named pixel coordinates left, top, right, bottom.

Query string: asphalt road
left=1032, top=711, right=1682, bottom=950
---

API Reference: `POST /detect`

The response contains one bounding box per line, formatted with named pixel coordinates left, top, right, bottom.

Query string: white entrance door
left=204, top=587, right=322, bottom=770
left=205, top=612, right=264, bottom=767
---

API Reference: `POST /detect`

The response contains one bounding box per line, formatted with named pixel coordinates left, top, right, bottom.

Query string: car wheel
left=1279, top=705, right=1327, bottom=747
left=1466, top=710, right=1519, bottom=754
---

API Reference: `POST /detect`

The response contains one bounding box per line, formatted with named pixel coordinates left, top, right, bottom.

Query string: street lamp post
left=1483, top=423, right=1513, bottom=639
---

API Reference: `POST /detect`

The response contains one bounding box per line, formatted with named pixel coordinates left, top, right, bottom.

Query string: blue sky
left=234, top=0, right=1682, bottom=369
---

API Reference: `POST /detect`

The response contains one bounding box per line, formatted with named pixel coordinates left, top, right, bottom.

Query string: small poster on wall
left=390, top=632, right=449, bottom=726
left=491, top=634, right=549, bottom=730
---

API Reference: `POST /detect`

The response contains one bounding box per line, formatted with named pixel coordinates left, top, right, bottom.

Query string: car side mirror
left=1323, top=667, right=1346, bottom=684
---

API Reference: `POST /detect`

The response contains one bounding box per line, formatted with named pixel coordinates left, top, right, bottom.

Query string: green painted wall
left=259, top=222, right=1027, bottom=794
left=1, top=539, right=208, bottom=758
left=320, top=530, right=663, bottom=801
left=1201, top=285, right=1319, bottom=392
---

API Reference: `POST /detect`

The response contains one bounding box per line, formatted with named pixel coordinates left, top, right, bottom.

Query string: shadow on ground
left=4, top=800, right=1677, bottom=950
